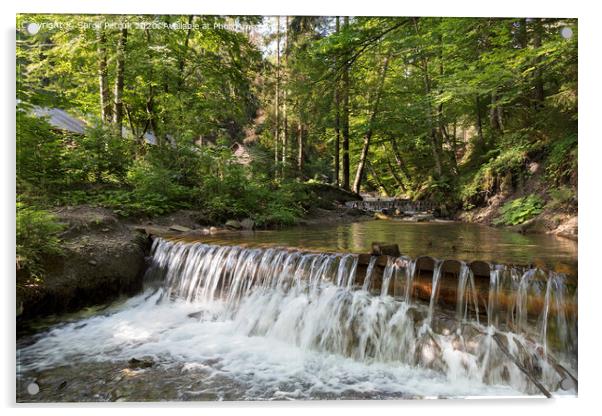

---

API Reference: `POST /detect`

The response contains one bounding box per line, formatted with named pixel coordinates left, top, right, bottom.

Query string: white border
left=2, top=1, right=601, bottom=415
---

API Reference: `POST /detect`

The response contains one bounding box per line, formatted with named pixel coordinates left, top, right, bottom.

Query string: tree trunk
left=413, top=17, right=443, bottom=178
left=475, top=94, right=485, bottom=149
left=449, top=121, right=459, bottom=175
left=297, top=123, right=304, bottom=174
left=113, top=27, right=127, bottom=137
left=274, top=16, right=281, bottom=177
left=386, top=156, right=406, bottom=192
left=334, top=16, right=341, bottom=186
left=390, top=137, right=412, bottom=183
left=97, top=29, right=112, bottom=123
left=145, top=28, right=159, bottom=145
left=532, top=18, right=545, bottom=108
left=177, top=15, right=194, bottom=90
left=352, top=53, right=390, bottom=194
left=282, top=16, right=289, bottom=177
left=489, top=90, right=504, bottom=136
left=367, top=161, right=390, bottom=197
left=342, top=16, right=351, bottom=190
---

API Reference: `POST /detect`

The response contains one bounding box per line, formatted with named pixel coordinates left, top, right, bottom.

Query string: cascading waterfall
left=144, top=238, right=577, bottom=395
left=18, top=237, right=577, bottom=399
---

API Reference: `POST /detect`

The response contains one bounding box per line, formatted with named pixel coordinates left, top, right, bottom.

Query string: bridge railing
left=344, top=199, right=436, bottom=213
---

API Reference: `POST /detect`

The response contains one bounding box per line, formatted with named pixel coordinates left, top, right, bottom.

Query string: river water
left=16, top=220, right=578, bottom=402
left=192, top=220, right=577, bottom=275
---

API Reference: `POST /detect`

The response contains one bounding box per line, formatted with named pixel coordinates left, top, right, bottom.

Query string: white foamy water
left=18, top=290, right=520, bottom=399
left=17, top=239, right=577, bottom=399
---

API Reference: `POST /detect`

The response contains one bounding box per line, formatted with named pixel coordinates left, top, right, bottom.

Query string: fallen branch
left=491, top=333, right=552, bottom=398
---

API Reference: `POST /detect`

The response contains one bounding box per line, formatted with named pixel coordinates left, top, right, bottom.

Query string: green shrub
left=493, top=195, right=544, bottom=226
left=16, top=110, right=65, bottom=193
left=459, top=146, right=528, bottom=209
left=63, top=122, right=134, bottom=184
left=16, top=203, right=65, bottom=281
left=547, top=186, right=577, bottom=211
left=546, top=135, right=577, bottom=186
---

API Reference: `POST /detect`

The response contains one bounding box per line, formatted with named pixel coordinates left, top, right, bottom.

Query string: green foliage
left=459, top=146, right=528, bottom=209
left=545, top=135, right=577, bottom=186
left=16, top=110, right=64, bottom=193
left=547, top=186, right=577, bottom=211
left=63, top=123, right=134, bottom=184
left=15, top=14, right=577, bottom=233
left=493, top=195, right=544, bottom=226
left=16, top=203, right=65, bottom=281
left=201, top=163, right=308, bottom=227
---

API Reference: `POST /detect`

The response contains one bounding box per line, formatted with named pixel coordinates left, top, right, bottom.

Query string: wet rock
left=187, top=310, right=206, bottom=320
left=554, top=216, right=578, bottom=240
left=17, top=208, right=149, bottom=319
left=169, top=224, right=192, bottom=232
left=225, top=220, right=242, bottom=230
left=371, top=242, right=400, bottom=257
left=528, top=161, right=540, bottom=174
left=345, top=207, right=365, bottom=217
left=374, top=212, right=390, bottom=220
left=188, top=310, right=218, bottom=322
left=128, top=357, right=154, bottom=369
left=513, top=217, right=548, bottom=234
left=413, top=213, right=434, bottom=222
left=240, top=218, right=255, bottom=230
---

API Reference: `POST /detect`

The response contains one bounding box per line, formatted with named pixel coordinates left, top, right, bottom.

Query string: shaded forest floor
left=457, top=166, right=577, bottom=240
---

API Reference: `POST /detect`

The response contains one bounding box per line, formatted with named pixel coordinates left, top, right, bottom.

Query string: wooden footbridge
left=345, top=198, right=436, bottom=214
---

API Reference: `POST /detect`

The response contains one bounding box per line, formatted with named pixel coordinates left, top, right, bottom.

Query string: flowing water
left=194, top=221, right=577, bottom=275
left=17, top=229, right=578, bottom=402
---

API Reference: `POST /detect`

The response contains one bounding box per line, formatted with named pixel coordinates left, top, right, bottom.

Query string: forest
left=16, top=15, right=577, bottom=281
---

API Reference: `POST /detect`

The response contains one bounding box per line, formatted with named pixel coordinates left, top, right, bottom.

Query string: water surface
left=194, top=220, right=577, bottom=272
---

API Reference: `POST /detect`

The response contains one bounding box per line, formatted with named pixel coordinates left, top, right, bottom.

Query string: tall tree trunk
left=334, top=16, right=341, bottom=186
left=475, top=94, right=485, bottom=149
left=145, top=28, right=159, bottom=145
left=532, top=18, right=545, bottom=108
left=177, top=15, right=194, bottom=90
left=413, top=17, right=443, bottom=178
left=352, top=53, right=390, bottom=194
left=367, top=161, right=390, bottom=197
left=390, top=137, right=412, bottom=183
left=342, top=16, right=351, bottom=190
left=489, top=90, right=504, bottom=136
left=386, top=156, right=406, bottom=192
left=297, top=123, right=304, bottom=173
left=113, top=27, right=127, bottom=137
left=97, top=29, right=112, bottom=123
left=274, top=16, right=281, bottom=177
left=282, top=16, right=289, bottom=177
left=449, top=120, right=459, bottom=175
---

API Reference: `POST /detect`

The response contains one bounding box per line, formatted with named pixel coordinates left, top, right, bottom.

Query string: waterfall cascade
left=145, top=238, right=578, bottom=396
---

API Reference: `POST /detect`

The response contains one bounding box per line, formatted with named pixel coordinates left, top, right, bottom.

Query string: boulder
left=225, top=220, right=242, bottom=230
left=371, top=242, right=401, bottom=257
left=240, top=218, right=255, bottom=230
left=554, top=216, right=578, bottom=240
left=128, top=357, right=154, bottom=369
left=413, top=213, right=434, bottom=222
left=374, top=212, right=390, bottom=220
left=345, top=207, right=365, bottom=217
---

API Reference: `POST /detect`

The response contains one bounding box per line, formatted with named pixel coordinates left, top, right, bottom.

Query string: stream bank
left=16, top=197, right=371, bottom=321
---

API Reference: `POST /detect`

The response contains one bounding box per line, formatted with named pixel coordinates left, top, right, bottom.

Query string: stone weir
left=156, top=237, right=577, bottom=319
left=144, top=237, right=578, bottom=396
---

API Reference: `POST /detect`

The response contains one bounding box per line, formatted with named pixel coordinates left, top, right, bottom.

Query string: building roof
left=29, top=105, right=87, bottom=134
left=24, top=103, right=158, bottom=145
